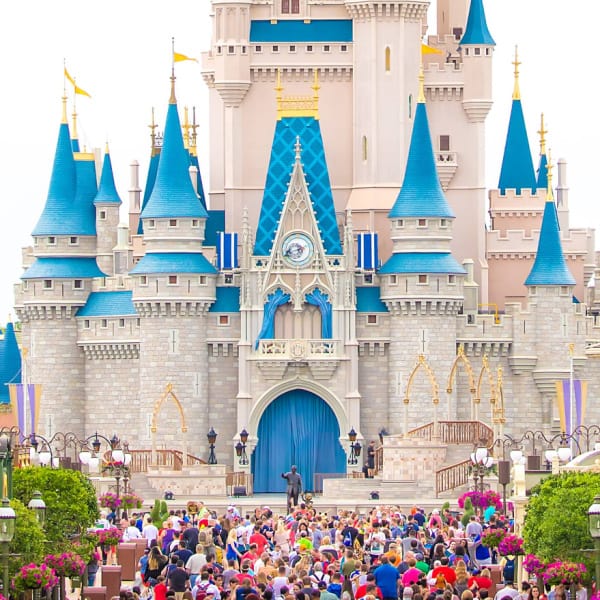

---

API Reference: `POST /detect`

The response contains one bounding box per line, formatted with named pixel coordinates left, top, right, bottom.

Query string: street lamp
left=0, top=498, right=15, bottom=595
left=28, top=490, right=46, bottom=527
left=470, top=446, right=493, bottom=493
left=207, top=428, right=218, bottom=465
left=347, top=428, right=362, bottom=466
left=0, top=435, right=13, bottom=498
left=236, top=429, right=249, bottom=466
left=588, top=495, right=600, bottom=590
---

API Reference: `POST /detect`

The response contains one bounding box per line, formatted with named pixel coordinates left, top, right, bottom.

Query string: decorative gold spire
left=417, top=63, right=426, bottom=103
left=538, top=113, right=547, bottom=155
left=512, top=45, right=521, bottom=100
left=170, top=37, right=177, bottom=104
left=149, top=107, right=158, bottom=149
left=183, top=106, right=191, bottom=149
left=61, top=95, right=68, bottom=124
left=275, top=68, right=320, bottom=120
left=546, top=149, right=554, bottom=202
left=105, top=141, right=110, bottom=154
left=191, top=106, right=199, bottom=150
left=71, top=107, right=78, bottom=140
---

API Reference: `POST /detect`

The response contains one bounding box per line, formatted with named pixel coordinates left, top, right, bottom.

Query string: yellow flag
left=64, top=67, right=92, bottom=98
left=421, top=43, right=443, bottom=55
left=174, top=51, right=198, bottom=63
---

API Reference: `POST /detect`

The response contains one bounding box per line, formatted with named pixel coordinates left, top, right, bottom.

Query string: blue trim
left=460, top=0, right=495, bottom=45
left=379, top=253, right=467, bottom=275
left=209, top=287, right=241, bottom=313
left=250, top=19, right=352, bottom=43
left=356, top=287, right=389, bottom=313
left=21, top=257, right=107, bottom=280
left=130, top=252, right=217, bottom=275
left=305, top=288, right=332, bottom=339
left=255, top=288, right=290, bottom=349
left=77, top=291, right=137, bottom=317
left=0, top=323, right=21, bottom=403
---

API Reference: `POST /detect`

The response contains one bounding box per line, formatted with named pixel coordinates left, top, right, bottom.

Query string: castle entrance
left=252, top=389, right=346, bottom=493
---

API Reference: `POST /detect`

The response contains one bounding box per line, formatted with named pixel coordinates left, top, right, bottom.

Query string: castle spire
left=460, top=0, right=495, bottom=46
left=536, top=113, right=549, bottom=190
left=93, top=143, right=123, bottom=206
left=525, top=152, right=575, bottom=287
left=497, top=48, right=536, bottom=194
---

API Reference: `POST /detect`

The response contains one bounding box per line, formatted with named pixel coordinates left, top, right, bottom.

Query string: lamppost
left=588, top=495, right=600, bottom=591
left=207, top=428, right=218, bottom=465
left=27, top=491, right=47, bottom=527
left=0, top=498, right=15, bottom=596
left=0, top=435, right=13, bottom=498
left=235, top=429, right=249, bottom=466
left=347, top=428, right=362, bottom=466
left=470, top=446, right=493, bottom=493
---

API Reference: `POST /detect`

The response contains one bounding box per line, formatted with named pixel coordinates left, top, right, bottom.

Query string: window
left=73, top=279, right=83, bottom=290
left=83, top=319, right=90, bottom=329
left=396, top=219, right=404, bottom=228
left=289, top=45, right=296, bottom=53
left=390, top=275, right=397, bottom=285
left=22, top=281, right=28, bottom=290
left=147, top=219, right=155, bottom=229
left=48, top=236, right=56, bottom=245
left=474, top=47, right=481, bottom=56
left=217, top=46, right=222, bottom=55
left=119, top=318, right=125, bottom=328
left=272, top=45, right=279, bottom=52
left=292, top=0, right=299, bottom=12
left=560, top=286, right=570, bottom=296
left=225, top=274, right=234, bottom=284
left=323, top=44, right=330, bottom=52
left=199, top=275, right=207, bottom=285
left=341, top=44, right=347, bottom=52
left=367, top=315, right=378, bottom=325
left=99, top=210, right=107, bottom=220
left=218, top=315, right=230, bottom=326
left=440, top=219, right=448, bottom=228
left=241, top=46, right=247, bottom=54
left=255, top=45, right=262, bottom=53
left=385, top=46, right=391, bottom=72
left=452, top=27, right=463, bottom=40
left=101, top=319, right=108, bottom=328
left=168, top=275, right=178, bottom=285
left=408, top=94, right=413, bottom=119
left=140, top=275, right=148, bottom=286
left=439, top=135, right=450, bottom=152
left=530, top=286, right=537, bottom=295
left=418, top=274, right=428, bottom=284
left=418, top=219, right=427, bottom=227
left=169, top=219, right=177, bottom=227
left=43, top=280, right=53, bottom=289
left=307, top=44, right=313, bottom=52
left=362, top=135, right=368, bottom=161
left=69, top=236, right=78, bottom=245
left=364, top=273, right=373, bottom=284
left=448, top=274, right=456, bottom=284
left=228, top=45, right=235, bottom=54
left=282, top=0, right=290, bottom=12
left=192, top=219, right=199, bottom=228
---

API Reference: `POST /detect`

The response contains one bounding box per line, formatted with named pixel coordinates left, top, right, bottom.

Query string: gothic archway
left=446, top=344, right=478, bottom=420
left=150, top=383, right=188, bottom=467
left=403, top=354, right=440, bottom=435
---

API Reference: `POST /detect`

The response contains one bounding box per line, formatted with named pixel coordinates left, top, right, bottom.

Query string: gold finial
left=61, top=95, right=68, bottom=124
left=538, top=113, right=547, bottom=155
left=149, top=107, right=157, bottom=148
left=276, top=68, right=320, bottom=120
left=105, top=141, right=110, bottom=154
left=546, top=148, right=554, bottom=202
left=170, top=37, right=177, bottom=104
left=417, top=63, right=426, bottom=103
left=191, top=106, right=198, bottom=149
left=512, top=45, right=521, bottom=100
left=183, top=106, right=191, bottom=149
left=568, top=342, right=575, bottom=356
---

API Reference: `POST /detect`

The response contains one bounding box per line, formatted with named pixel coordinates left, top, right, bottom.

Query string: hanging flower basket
left=12, top=563, right=59, bottom=593
left=98, top=491, right=121, bottom=511
left=120, top=492, right=143, bottom=509
left=43, top=552, right=86, bottom=579
left=95, top=527, right=122, bottom=547
left=457, top=490, right=503, bottom=511
left=523, top=554, right=546, bottom=577
left=498, top=534, right=524, bottom=556
left=481, top=528, right=506, bottom=549
left=543, top=561, right=587, bottom=586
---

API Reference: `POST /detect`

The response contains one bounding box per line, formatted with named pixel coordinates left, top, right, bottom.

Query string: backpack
left=343, top=532, right=352, bottom=547
left=195, top=582, right=210, bottom=600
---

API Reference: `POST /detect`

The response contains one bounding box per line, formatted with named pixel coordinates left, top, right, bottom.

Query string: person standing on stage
left=281, top=465, right=302, bottom=512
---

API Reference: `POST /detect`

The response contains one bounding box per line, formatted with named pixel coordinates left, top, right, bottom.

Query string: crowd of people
left=95, top=500, right=572, bottom=600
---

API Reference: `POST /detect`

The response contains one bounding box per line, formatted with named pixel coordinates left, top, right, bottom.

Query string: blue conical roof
left=536, top=153, right=548, bottom=191
left=254, top=116, right=342, bottom=256
left=71, top=155, right=98, bottom=235
left=525, top=198, right=575, bottom=286
left=460, top=0, right=495, bottom=45
left=389, top=102, right=454, bottom=219
left=498, top=99, right=537, bottom=194
left=140, top=96, right=208, bottom=220
left=94, top=150, right=123, bottom=205
left=32, top=121, right=77, bottom=236
left=0, top=322, right=21, bottom=404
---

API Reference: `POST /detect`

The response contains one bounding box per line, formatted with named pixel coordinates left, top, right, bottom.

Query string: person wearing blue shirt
left=374, top=556, right=400, bottom=600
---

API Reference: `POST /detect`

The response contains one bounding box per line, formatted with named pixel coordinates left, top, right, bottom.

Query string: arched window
left=282, top=0, right=290, bottom=13
left=385, top=46, right=391, bottom=72
left=291, top=0, right=300, bottom=13
left=362, top=135, right=368, bottom=161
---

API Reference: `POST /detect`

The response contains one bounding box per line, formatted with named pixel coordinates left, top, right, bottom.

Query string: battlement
left=487, top=228, right=592, bottom=257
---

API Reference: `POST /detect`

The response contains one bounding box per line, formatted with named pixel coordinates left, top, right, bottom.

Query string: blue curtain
left=252, top=390, right=347, bottom=493
left=305, top=288, right=332, bottom=339
left=254, top=288, right=291, bottom=349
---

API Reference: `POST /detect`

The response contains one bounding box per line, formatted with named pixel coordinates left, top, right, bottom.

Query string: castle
left=1, top=0, right=599, bottom=493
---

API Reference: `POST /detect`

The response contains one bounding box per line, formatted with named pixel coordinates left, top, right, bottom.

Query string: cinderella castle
left=1, top=0, right=599, bottom=493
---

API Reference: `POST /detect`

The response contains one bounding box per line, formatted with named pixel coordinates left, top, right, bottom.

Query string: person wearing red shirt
left=355, top=576, right=383, bottom=600
left=240, top=544, right=260, bottom=568
left=249, top=526, right=269, bottom=555
left=154, top=576, right=168, bottom=600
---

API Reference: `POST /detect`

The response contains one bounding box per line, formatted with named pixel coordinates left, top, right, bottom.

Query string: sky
left=0, top=0, right=596, bottom=322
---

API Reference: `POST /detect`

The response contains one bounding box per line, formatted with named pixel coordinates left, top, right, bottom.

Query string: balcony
left=253, top=339, right=342, bottom=380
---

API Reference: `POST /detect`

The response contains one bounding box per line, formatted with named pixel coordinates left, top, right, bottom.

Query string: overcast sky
left=0, top=0, right=596, bottom=322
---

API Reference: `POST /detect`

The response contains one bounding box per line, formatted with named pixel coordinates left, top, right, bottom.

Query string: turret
left=94, top=144, right=123, bottom=276
left=0, top=321, right=21, bottom=405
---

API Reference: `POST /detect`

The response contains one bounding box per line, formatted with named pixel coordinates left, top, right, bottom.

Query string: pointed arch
left=403, top=354, right=440, bottom=435
left=446, top=344, right=477, bottom=419
left=150, top=383, right=188, bottom=466
left=476, top=355, right=498, bottom=429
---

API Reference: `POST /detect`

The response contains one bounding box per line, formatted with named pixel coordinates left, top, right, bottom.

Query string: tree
left=523, top=471, right=600, bottom=568
left=12, top=466, right=99, bottom=544
left=9, top=498, right=46, bottom=573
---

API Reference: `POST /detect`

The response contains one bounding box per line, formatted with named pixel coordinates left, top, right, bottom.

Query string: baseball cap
left=318, top=582, right=328, bottom=590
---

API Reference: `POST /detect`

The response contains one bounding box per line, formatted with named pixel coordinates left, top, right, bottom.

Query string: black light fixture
left=240, top=429, right=249, bottom=444
left=92, top=433, right=101, bottom=454
left=348, top=427, right=361, bottom=466
left=207, top=428, right=218, bottom=465
left=237, top=430, right=249, bottom=465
